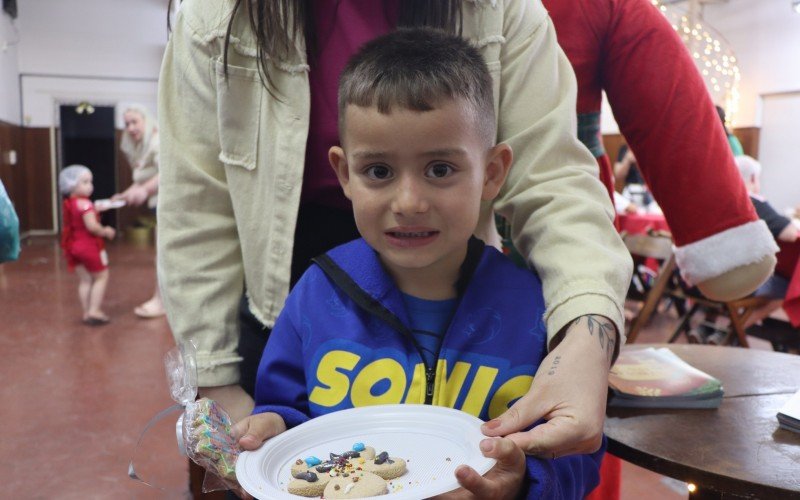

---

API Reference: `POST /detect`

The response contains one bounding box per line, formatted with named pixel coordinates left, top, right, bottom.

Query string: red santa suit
left=543, top=1, right=778, bottom=498
left=545, top=0, right=777, bottom=292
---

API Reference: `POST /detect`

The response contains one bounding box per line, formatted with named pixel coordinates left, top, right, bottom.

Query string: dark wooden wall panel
left=601, top=134, right=626, bottom=166
left=0, top=120, right=26, bottom=231
left=0, top=122, right=29, bottom=233
left=733, top=127, right=760, bottom=158
left=3, top=123, right=156, bottom=235
left=21, top=128, right=54, bottom=232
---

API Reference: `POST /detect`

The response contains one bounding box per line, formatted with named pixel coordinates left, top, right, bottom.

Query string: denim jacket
left=157, top=0, right=632, bottom=386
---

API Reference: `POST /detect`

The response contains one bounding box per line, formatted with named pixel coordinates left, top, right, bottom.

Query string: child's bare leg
left=75, top=265, right=92, bottom=319
left=87, top=269, right=110, bottom=319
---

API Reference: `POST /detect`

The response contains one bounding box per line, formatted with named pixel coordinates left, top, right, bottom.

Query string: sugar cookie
left=324, top=471, right=388, bottom=498
left=362, top=452, right=407, bottom=480
left=287, top=469, right=329, bottom=497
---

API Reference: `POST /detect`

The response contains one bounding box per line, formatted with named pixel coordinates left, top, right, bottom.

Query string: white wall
left=759, top=93, right=800, bottom=213
left=0, top=10, right=21, bottom=124
left=601, top=0, right=800, bottom=133
left=20, top=76, right=159, bottom=129
left=705, top=1, right=800, bottom=209
left=599, top=1, right=800, bottom=214
left=16, top=0, right=166, bottom=127
left=704, top=0, right=800, bottom=127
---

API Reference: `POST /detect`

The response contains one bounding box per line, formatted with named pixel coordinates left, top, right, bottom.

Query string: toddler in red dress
left=59, top=165, right=116, bottom=325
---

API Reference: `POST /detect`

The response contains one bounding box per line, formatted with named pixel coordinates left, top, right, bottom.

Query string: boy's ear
left=328, top=146, right=352, bottom=200
left=481, top=143, right=513, bottom=201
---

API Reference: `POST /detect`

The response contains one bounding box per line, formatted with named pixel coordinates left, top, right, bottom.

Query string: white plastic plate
left=236, top=404, right=496, bottom=499
left=94, top=199, right=126, bottom=210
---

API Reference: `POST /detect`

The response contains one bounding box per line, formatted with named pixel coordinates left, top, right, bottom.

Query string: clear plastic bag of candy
left=130, top=341, right=241, bottom=493
left=181, top=397, right=240, bottom=492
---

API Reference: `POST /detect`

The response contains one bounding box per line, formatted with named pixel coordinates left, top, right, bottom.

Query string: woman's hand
left=432, top=437, right=526, bottom=499
left=481, top=316, right=615, bottom=458
left=103, top=227, right=116, bottom=240
left=113, top=184, right=150, bottom=206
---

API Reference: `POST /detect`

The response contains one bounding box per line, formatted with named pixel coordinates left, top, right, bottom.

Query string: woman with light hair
left=734, top=155, right=763, bottom=193
left=113, top=104, right=164, bottom=318
left=734, top=155, right=797, bottom=243
left=729, top=155, right=799, bottom=328
left=116, top=104, right=160, bottom=207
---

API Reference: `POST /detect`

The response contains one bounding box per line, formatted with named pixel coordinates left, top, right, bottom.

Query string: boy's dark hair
left=338, top=28, right=496, bottom=145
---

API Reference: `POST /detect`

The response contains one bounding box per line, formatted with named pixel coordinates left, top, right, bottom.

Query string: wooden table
left=605, top=344, right=800, bottom=499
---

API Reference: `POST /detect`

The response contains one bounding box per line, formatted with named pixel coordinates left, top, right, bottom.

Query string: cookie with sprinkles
left=350, top=442, right=376, bottom=460
left=287, top=469, right=329, bottom=498
left=324, top=471, right=388, bottom=498
left=287, top=445, right=369, bottom=497
left=361, top=451, right=407, bottom=480
left=290, top=455, right=323, bottom=478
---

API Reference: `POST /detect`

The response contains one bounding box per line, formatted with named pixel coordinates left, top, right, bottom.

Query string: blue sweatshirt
left=254, top=237, right=603, bottom=498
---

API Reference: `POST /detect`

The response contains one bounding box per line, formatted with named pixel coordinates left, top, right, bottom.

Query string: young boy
left=232, top=29, right=603, bottom=498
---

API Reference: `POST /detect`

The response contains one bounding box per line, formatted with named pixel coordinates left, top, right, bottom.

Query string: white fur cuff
left=674, top=219, right=778, bottom=285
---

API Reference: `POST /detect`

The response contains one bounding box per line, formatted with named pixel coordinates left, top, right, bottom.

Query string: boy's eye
left=426, top=163, right=454, bottom=179
left=365, top=165, right=392, bottom=180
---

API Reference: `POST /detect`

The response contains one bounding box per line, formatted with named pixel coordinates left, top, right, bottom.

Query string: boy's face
left=74, top=171, right=94, bottom=197
left=330, top=99, right=511, bottom=292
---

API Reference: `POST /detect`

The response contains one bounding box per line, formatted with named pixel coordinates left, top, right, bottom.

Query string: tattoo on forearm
left=570, top=315, right=617, bottom=365
left=547, top=356, right=561, bottom=376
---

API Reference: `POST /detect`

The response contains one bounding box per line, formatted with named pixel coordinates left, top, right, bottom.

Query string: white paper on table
left=778, top=388, right=800, bottom=420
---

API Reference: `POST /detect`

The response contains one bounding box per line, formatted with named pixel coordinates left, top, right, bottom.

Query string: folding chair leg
left=673, top=297, right=687, bottom=317
left=669, top=302, right=699, bottom=343
left=627, top=257, right=676, bottom=343
left=726, top=303, right=750, bottom=348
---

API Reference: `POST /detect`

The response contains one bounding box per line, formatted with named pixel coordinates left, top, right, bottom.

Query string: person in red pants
left=543, top=0, right=779, bottom=497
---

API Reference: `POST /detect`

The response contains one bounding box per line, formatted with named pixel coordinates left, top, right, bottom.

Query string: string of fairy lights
left=651, top=0, right=740, bottom=125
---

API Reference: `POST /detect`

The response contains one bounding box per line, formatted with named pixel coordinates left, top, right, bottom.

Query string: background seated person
left=716, top=105, right=744, bottom=157
left=613, top=190, right=639, bottom=215
left=735, top=155, right=798, bottom=327
left=614, top=144, right=660, bottom=214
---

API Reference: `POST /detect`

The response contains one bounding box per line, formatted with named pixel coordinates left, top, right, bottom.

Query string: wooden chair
left=666, top=286, right=773, bottom=348
left=623, top=232, right=678, bottom=343
left=624, top=231, right=785, bottom=348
